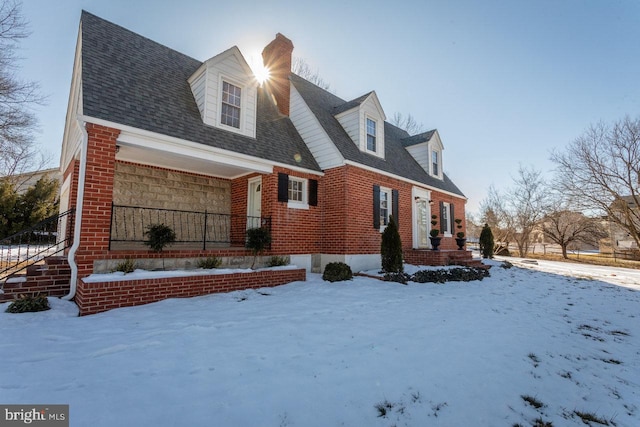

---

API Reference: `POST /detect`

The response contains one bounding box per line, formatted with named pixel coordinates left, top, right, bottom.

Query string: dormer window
left=221, top=81, right=241, bottom=128
left=366, top=118, right=377, bottom=152
left=432, top=150, right=439, bottom=176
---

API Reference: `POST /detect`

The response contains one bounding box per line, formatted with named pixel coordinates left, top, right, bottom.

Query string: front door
left=415, top=198, right=430, bottom=248
left=247, top=177, right=262, bottom=229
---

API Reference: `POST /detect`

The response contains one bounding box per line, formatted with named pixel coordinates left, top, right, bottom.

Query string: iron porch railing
left=110, top=204, right=271, bottom=250
left=0, top=209, right=75, bottom=282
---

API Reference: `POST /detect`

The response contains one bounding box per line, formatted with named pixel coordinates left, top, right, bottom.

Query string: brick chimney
left=262, top=33, right=294, bottom=116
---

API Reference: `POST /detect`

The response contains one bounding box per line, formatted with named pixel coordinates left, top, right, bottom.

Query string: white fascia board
left=60, top=23, right=84, bottom=171
left=341, top=160, right=467, bottom=201
left=80, top=115, right=324, bottom=177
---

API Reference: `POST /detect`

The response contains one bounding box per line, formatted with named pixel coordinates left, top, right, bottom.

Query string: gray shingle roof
left=401, top=130, right=436, bottom=147
left=80, top=11, right=320, bottom=173
left=290, top=74, right=465, bottom=197
left=332, top=92, right=373, bottom=115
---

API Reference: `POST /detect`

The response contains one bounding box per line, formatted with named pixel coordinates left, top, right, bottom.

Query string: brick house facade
left=57, top=12, right=468, bottom=314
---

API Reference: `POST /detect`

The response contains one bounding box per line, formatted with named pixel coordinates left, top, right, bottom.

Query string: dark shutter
left=373, top=185, right=380, bottom=229
left=392, top=189, right=399, bottom=227
left=450, top=203, right=455, bottom=234
left=277, top=173, right=289, bottom=202
left=309, top=179, right=318, bottom=206
left=439, top=201, right=445, bottom=234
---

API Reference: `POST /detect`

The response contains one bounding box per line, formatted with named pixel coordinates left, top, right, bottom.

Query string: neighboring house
left=602, top=196, right=640, bottom=258
left=1, top=167, right=61, bottom=195
left=55, top=12, right=468, bottom=314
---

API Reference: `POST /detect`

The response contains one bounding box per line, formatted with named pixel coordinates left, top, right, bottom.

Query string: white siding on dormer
left=405, top=130, right=444, bottom=180
left=188, top=47, right=257, bottom=138
left=290, top=85, right=343, bottom=169
left=335, top=109, right=360, bottom=147
left=189, top=67, right=206, bottom=118
left=335, top=92, right=386, bottom=158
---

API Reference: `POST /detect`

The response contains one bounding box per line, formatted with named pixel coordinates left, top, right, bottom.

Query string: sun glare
left=253, top=64, right=271, bottom=85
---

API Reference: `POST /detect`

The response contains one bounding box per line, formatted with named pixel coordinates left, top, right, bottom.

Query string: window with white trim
left=366, top=118, right=377, bottom=152
left=380, top=187, right=391, bottom=227
left=221, top=81, right=241, bottom=128
left=287, top=176, right=308, bottom=209
left=442, top=202, right=451, bottom=235
left=432, top=150, right=439, bottom=176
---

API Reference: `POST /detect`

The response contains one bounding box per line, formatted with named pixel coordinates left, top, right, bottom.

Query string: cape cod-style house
left=1, top=11, right=471, bottom=314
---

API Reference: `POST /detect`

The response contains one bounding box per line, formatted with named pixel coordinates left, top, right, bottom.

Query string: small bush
left=5, top=294, right=50, bottom=313
left=267, top=256, right=289, bottom=267
left=412, top=267, right=490, bottom=283
left=144, top=223, right=176, bottom=253
left=383, top=272, right=411, bottom=284
left=114, top=258, right=136, bottom=273
left=322, top=262, right=353, bottom=282
left=500, top=260, right=513, bottom=269
left=479, top=223, right=494, bottom=259
left=197, top=256, right=222, bottom=269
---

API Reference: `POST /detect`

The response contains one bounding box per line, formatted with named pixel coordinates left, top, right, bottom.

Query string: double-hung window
left=366, top=118, right=377, bottom=152
left=432, top=150, right=439, bottom=176
left=221, top=81, right=241, bottom=128
left=379, top=188, right=390, bottom=227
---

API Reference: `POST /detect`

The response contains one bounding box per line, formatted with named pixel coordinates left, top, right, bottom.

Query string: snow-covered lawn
left=1, top=259, right=639, bottom=426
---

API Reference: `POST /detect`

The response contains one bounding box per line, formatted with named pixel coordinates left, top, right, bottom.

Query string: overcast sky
left=18, top=0, right=640, bottom=214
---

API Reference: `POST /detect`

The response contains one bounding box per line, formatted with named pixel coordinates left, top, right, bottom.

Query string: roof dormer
left=333, top=91, right=386, bottom=158
left=402, top=129, right=444, bottom=180
left=188, top=46, right=258, bottom=138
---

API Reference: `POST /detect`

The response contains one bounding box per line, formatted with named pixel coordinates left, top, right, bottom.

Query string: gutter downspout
left=62, top=118, right=88, bottom=300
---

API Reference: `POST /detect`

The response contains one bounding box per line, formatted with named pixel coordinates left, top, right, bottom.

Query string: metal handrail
left=0, top=209, right=75, bottom=282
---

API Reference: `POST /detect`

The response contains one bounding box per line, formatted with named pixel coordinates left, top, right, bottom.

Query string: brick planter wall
left=75, top=268, right=306, bottom=316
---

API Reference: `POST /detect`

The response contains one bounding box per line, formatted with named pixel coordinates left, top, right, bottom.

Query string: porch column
left=75, top=123, right=119, bottom=277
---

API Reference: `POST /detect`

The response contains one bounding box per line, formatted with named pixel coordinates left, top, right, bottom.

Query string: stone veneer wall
left=113, top=162, right=231, bottom=212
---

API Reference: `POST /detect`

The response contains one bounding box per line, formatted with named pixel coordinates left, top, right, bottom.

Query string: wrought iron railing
left=0, top=209, right=75, bottom=282
left=110, top=204, right=271, bottom=250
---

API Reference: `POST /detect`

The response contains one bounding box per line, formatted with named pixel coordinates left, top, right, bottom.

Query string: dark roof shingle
left=290, top=74, right=465, bottom=197
left=80, top=11, right=320, bottom=172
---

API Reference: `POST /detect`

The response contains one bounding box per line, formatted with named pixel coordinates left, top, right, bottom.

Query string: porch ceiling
left=115, top=143, right=269, bottom=179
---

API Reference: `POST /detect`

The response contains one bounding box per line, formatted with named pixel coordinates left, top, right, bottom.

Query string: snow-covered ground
left=1, top=259, right=639, bottom=426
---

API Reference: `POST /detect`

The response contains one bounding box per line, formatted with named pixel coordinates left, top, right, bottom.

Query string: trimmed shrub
left=246, top=227, right=272, bottom=269
left=197, top=256, right=222, bottom=269
left=479, top=223, right=495, bottom=259
left=114, top=258, right=136, bottom=273
left=5, top=294, right=50, bottom=313
left=322, top=262, right=353, bottom=282
left=500, top=260, right=513, bottom=269
left=267, top=256, right=289, bottom=267
left=381, top=215, right=403, bottom=273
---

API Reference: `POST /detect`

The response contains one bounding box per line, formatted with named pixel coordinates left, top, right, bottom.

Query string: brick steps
left=0, top=256, right=71, bottom=302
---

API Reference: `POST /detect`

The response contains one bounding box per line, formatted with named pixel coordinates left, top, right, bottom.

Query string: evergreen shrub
left=322, top=262, right=353, bottom=282
left=5, top=294, right=50, bottom=313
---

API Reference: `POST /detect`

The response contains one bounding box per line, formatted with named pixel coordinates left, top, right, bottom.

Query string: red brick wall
left=76, top=268, right=305, bottom=316
left=322, top=164, right=467, bottom=254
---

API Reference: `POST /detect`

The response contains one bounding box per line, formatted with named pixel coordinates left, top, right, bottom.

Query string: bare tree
left=390, top=113, right=426, bottom=135
left=479, top=184, right=515, bottom=254
left=541, top=195, right=607, bottom=258
left=0, top=0, right=45, bottom=179
left=551, top=116, right=640, bottom=249
left=292, top=57, right=331, bottom=91
left=480, top=166, right=547, bottom=257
